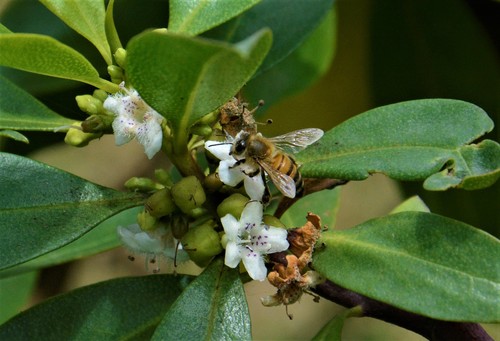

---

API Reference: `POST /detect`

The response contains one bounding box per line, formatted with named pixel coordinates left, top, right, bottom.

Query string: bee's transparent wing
left=258, top=160, right=296, bottom=198
left=268, top=128, right=324, bottom=153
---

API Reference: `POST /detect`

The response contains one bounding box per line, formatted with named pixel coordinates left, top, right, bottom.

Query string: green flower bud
left=137, top=210, right=158, bottom=231
left=190, top=123, right=213, bottom=137
left=107, top=65, right=124, bottom=83
left=181, top=221, right=222, bottom=267
left=114, top=48, right=127, bottom=68
left=263, top=214, right=286, bottom=228
left=171, top=176, right=206, bottom=214
left=170, top=214, right=189, bottom=239
left=124, top=177, right=163, bottom=192
left=154, top=168, right=173, bottom=187
left=146, top=188, right=176, bottom=218
left=93, top=89, right=108, bottom=102
left=76, top=94, right=103, bottom=115
left=64, top=122, right=102, bottom=147
left=204, top=173, right=223, bottom=192
left=217, top=193, right=249, bottom=219
left=81, top=115, right=113, bottom=133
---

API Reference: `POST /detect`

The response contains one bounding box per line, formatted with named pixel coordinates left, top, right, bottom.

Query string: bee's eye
left=234, top=139, right=246, bottom=154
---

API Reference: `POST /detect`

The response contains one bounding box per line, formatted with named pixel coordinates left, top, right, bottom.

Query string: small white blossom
left=221, top=201, right=289, bottom=281
left=117, top=224, right=189, bottom=269
left=104, top=83, right=164, bottom=159
left=204, top=140, right=265, bottom=200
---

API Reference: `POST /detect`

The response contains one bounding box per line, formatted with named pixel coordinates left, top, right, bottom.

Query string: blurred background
left=1, top=0, right=499, bottom=339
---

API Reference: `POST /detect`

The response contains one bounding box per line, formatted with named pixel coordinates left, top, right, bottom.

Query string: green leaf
left=424, top=139, right=500, bottom=191
left=244, top=8, right=336, bottom=109
left=0, top=130, right=29, bottom=144
left=0, top=33, right=118, bottom=92
left=313, top=211, right=500, bottom=322
left=127, top=29, right=271, bottom=145
left=0, top=153, right=144, bottom=270
left=297, top=99, right=497, bottom=190
left=104, top=0, right=122, bottom=53
left=312, top=306, right=363, bottom=341
left=204, top=0, right=334, bottom=74
left=0, top=207, right=141, bottom=279
left=169, top=0, right=261, bottom=36
left=281, top=186, right=341, bottom=229
left=389, top=196, right=430, bottom=214
left=40, top=0, right=113, bottom=65
left=152, top=258, right=251, bottom=340
left=0, top=271, right=37, bottom=324
left=0, top=75, right=74, bottom=132
left=0, top=275, right=192, bottom=340
left=0, top=23, right=12, bottom=33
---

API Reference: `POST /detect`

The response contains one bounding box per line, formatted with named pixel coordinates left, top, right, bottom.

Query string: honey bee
left=230, top=128, right=324, bottom=198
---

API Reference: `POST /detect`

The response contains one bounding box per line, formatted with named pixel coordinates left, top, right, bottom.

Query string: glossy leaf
left=127, top=29, right=271, bottom=145
left=244, top=8, right=336, bottom=110
left=0, top=23, right=12, bottom=33
left=0, top=271, right=37, bottom=324
left=389, top=196, right=430, bottom=214
left=204, top=0, right=334, bottom=74
left=152, top=258, right=251, bottom=340
left=0, top=207, right=141, bottom=279
left=0, top=130, right=29, bottom=144
left=313, top=211, right=500, bottom=322
left=40, top=0, right=113, bottom=64
left=312, top=306, right=362, bottom=341
left=0, top=33, right=118, bottom=92
left=281, top=186, right=341, bottom=229
left=0, top=153, right=144, bottom=270
left=0, top=275, right=192, bottom=340
left=424, top=139, right=500, bottom=190
left=169, top=0, right=260, bottom=36
left=104, top=0, right=122, bottom=53
left=297, top=99, right=497, bottom=189
left=0, top=75, right=74, bottom=132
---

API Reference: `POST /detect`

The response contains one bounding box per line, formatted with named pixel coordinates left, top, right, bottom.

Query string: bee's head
left=230, top=131, right=250, bottom=156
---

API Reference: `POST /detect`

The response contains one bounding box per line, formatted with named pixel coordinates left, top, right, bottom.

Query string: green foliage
left=244, top=8, right=336, bottom=109
left=313, top=211, right=500, bottom=322
left=312, top=306, right=363, bottom=341
left=298, top=99, right=497, bottom=189
left=0, top=33, right=117, bottom=92
left=0, top=153, right=144, bottom=270
left=0, top=207, right=141, bottom=279
left=0, top=0, right=499, bottom=339
left=152, top=258, right=251, bottom=340
left=205, top=0, right=334, bottom=74
left=0, top=275, right=192, bottom=340
left=126, top=29, right=271, bottom=145
left=169, top=0, right=261, bottom=36
left=39, top=0, right=113, bottom=65
left=0, top=271, right=37, bottom=324
left=0, top=76, right=73, bottom=135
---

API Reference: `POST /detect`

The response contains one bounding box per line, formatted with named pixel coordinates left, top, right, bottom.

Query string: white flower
left=104, top=83, right=164, bottom=159
left=117, top=224, right=189, bottom=269
left=204, top=140, right=266, bottom=200
left=221, top=201, right=289, bottom=281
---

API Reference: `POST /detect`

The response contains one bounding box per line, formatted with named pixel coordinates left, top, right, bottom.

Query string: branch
left=313, top=280, right=494, bottom=341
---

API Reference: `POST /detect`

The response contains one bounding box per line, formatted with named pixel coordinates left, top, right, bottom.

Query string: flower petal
left=240, top=201, right=263, bottom=229
left=219, top=159, right=245, bottom=186
left=243, top=175, right=266, bottom=201
left=224, top=241, right=241, bottom=268
left=221, top=214, right=240, bottom=240
left=205, top=141, right=232, bottom=160
left=241, top=247, right=267, bottom=281
left=259, top=226, right=289, bottom=253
